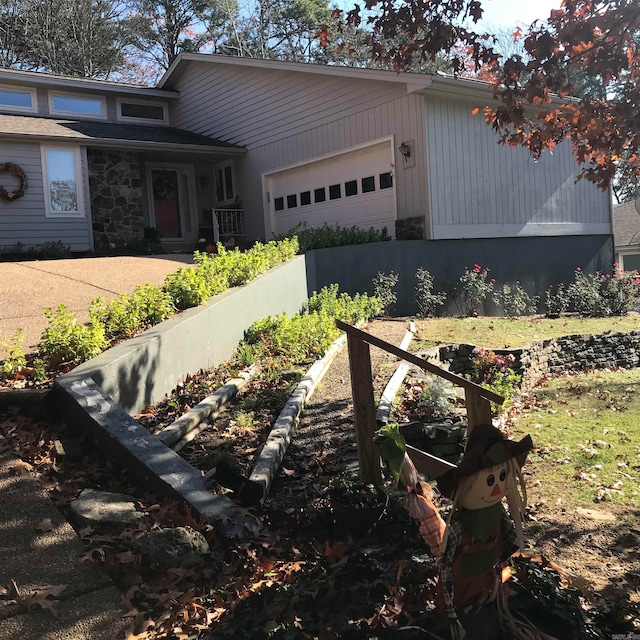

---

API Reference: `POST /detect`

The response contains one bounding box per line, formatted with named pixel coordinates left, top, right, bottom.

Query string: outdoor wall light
left=399, top=142, right=411, bottom=159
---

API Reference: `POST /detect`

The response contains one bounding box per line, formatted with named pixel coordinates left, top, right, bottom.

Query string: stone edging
left=249, top=333, right=347, bottom=503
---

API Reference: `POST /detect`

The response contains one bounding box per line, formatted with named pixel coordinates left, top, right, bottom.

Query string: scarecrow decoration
left=436, top=423, right=532, bottom=639
left=375, top=422, right=534, bottom=640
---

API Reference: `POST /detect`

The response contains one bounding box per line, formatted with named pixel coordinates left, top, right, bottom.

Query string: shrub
left=600, top=265, right=640, bottom=315
left=492, top=282, right=538, bottom=317
left=455, top=264, right=494, bottom=317
left=1, top=329, right=27, bottom=379
left=90, top=285, right=175, bottom=339
left=418, top=374, right=456, bottom=420
left=565, top=265, right=640, bottom=317
left=164, top=267, right=213, bottom=310
left=544, top=283, right=569, bottom=318
left=40, top=305, right=106, bottom=364
left=307, top=284, right=383, bottom=324
left=276, top=223, right=390, bottom=252
left=414, top=268, right=446, bottom=317
left=372, top=271, right=398, bottom=316
left=470, top=347, right=521, bottom=409
left=567, top=268, right=603, bottom=317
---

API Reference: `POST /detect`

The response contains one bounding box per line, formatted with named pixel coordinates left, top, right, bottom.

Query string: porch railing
left=213, top=209, right=245, bottom=237
left=335, top=320, right=504, bottom=485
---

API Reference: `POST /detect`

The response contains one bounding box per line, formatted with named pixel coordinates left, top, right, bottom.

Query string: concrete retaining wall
left=306, top=235, right=613, bottom=316
left=58, top=256, right=309, bottom=414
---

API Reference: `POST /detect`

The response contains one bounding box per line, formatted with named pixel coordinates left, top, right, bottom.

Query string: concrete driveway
left=0, top=254, right=194, bottom=357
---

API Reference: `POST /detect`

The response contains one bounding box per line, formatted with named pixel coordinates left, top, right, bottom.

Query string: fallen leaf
left=36, top=518, right=54, bottom=533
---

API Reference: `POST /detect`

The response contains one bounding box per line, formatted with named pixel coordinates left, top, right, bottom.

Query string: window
left=379, top=172, right=393, bottom=189
left=41, top=146, right=84, bottom=217
left=329, top=184, right=341, bottom=200
left=362, top=176, right=375, bottom=193
left=117, top=99, right=168, bottom=124
left=215, top=162, right=234, bottom=204
left=287, top=194, right=297, bottom=208
left=314, top=187, right=326, bottom=203
left=274, top=197, right=284, bottom=211
left=345, top=180, right=358, bottom=197
left=300, top=191, right=311, bottom=206
left=0, top=85, right=36, bottom=113
left=49, top=92, right=106, bottom=118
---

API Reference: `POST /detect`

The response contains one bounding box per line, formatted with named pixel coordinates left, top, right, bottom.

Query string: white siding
left=171, top=62, right=428, bottom=239
left=425, top=94, right=610, bottom=239
left=0, top=141, right=92, bottom=251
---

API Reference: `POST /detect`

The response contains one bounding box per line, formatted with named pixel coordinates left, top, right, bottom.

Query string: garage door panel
left=267, top=141, right=396, bottom=237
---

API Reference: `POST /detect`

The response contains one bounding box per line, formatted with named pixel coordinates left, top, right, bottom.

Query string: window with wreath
left=41, top=147, right=84, bottom=216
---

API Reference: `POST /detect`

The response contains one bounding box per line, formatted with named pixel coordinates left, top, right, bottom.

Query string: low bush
left=566, top=266, right=640, bottom=317
left=90, top=285, right=175, bottom=339
left=414, top=268, right=446, bottom=317
left=276, top=223, right=390, bottom=252
left=40, top=305, right=106, bottom=364
left=544, top=283, right=569, bottom=318
left=242, top=285, right=381, bottom=365
left=418, top=374, right=456, bottom=420
left=372, top=271, right=398, bottom=316
left=470, top=347, right=521, bottom=409
left=454, top=264, right=494, bottom=317
left=1, top=329, right=26, bottom=379
left=492, top=282, right=538, bottom=318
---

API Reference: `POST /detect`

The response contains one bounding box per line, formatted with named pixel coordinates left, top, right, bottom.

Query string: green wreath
left=0, top=162, right=27, bottom=202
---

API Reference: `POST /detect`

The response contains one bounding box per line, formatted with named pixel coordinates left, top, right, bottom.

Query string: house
left=613, top=200, right=640, bottom=272
left=0, top=55, right=612, bottom=281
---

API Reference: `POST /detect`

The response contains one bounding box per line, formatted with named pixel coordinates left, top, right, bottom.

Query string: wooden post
left=465, top=389, right=493, bottom=435
left=345, top=332, right=382, bottom=486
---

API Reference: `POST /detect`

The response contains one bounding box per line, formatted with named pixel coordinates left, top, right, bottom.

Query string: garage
left=266, top=140, right=397, bottom=237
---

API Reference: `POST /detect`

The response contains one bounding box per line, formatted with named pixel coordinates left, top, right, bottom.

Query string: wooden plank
left=336, top=320, right=504, bottom=404
left=406, top=444, right=456, bottom=476
left=345, top=332, right=382, bottom=486
left=465, top=389, right=493, bottom=433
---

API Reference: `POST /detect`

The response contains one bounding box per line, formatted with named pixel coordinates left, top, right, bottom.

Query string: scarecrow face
left=459, top=464, right=509, bottom=510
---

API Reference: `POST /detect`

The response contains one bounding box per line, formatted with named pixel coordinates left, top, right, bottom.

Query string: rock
left=576, top=507, right=616, bottom=522
left=70, top=488, right=143, bottom=525
left=133, top=526, right=210, bottom=571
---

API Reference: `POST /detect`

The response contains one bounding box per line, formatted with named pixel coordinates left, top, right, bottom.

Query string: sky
left=477, top=0, right=562, bottom=28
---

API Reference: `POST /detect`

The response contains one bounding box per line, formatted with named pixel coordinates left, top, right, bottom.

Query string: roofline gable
left=158, top=53, right=434, bottom=91
left=0, top=67, right=179, bottom=99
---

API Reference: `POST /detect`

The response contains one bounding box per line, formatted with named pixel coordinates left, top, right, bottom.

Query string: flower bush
left=544, top=283, right=569, bottom=318
left=492, top=282, right=538, bottom=318
left=566, top=265, right=640, bottom=317
left=414, top=268, right=446, bottom=317
left=455, top=264, right=494, bottom=317
left=470, top=347, right=521, bottom=409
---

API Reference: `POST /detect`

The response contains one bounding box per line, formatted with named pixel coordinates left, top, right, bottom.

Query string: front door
left=148, top=165, right=195, bottom=242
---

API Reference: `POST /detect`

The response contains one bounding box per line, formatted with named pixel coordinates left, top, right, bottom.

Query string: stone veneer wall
left=434, top=331, right=640, bottom=390
left=88, top=149, right=144, bottom=250
left=395, top=215, right=425, bottom=240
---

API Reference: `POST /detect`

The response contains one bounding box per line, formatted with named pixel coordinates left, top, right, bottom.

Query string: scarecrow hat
left=437, top=423, right=533, bottom=500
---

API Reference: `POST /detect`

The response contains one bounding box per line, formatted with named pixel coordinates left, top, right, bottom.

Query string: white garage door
left=267, top=141, right=396, bottom=237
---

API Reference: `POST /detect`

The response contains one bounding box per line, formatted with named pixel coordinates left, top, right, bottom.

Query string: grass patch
left=510, top=368, right=640, bottom=508
left=414, top=315, right=640, bottom=349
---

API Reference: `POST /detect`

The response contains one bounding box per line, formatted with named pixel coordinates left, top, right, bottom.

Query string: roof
left=159, top=53, right=434, bottom=92
left=0, top=114, right=244, bottom=155
left=0, top=67, right=178, bottom=99
left=613, top=200, right=640, bottom=249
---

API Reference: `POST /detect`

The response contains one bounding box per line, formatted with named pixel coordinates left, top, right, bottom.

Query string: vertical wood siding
left=0, top=141, right=91, bottom=251
left=171, top=62, right=428, bottom=239
left=425, top=94, right=610, bottom=238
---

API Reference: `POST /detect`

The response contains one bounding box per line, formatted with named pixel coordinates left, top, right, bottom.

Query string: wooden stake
left=345, top=332, right=382, bottom=486
left=465, top=389, right=493, bottom=434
